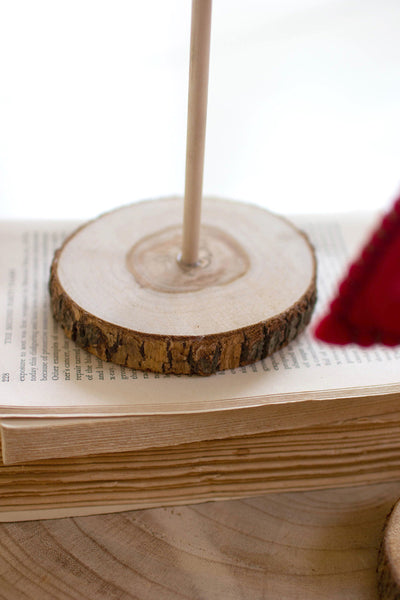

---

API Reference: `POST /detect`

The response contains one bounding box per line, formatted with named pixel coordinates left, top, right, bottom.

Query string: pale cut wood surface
left=50, top=197, right=316, bottom=375
left=0, top=481, right=398, bottom=599
left=378, top=497, right=400, bottom=599
left=181, top=0, right=212, bottom=265
left=4, top=413, right=400, bottom=521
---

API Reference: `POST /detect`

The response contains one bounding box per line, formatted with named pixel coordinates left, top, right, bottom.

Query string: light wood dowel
left=181, top=0, right=212, bottom=266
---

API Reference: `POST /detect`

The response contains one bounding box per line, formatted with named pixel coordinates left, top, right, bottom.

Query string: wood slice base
left=378, top=497, right=400, bottom=599
left=1, top=482, right=399, bottom=599
left=49, top=197, right=316, bottom=375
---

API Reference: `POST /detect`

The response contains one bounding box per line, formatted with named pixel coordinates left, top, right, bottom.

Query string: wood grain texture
left=0, top=481, right=399, bottom=599
left=49, top=197, right=316, bottom=375
left=4, top=415, right=400, bottom=521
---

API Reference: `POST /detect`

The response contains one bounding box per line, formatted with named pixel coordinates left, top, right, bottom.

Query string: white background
left=1, top=0, right=400, bottom=219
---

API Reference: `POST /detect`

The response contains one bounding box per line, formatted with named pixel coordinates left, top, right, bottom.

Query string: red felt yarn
left=314, top=197, right=400, bottom=347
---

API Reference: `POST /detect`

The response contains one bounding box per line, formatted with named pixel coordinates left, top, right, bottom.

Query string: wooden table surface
left=1, top=481, right=400, bottom=600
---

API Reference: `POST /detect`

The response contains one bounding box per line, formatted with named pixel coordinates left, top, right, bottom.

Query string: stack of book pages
left=1, top=211, right=399, bottom=521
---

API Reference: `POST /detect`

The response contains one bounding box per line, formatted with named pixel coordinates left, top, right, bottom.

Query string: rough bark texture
left=377, top=503, right=400, bottom=600
left=49, top=244, right=316, bottom=375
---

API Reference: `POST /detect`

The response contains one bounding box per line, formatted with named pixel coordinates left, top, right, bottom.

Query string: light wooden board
left=4, top=415, right=400, bottom=521
left=0, top=481, right=399, bottom=599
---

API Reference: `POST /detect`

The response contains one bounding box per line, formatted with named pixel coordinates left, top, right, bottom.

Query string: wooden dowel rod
left=180, top=0, right=212, bottom=267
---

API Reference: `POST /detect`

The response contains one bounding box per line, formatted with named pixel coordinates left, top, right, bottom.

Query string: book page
left=0, top=212, right=399, bottom=417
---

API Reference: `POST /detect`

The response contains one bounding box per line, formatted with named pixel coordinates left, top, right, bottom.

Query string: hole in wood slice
left=49, top=197, right=317, bottom=375
left=127, top=224, right=250, bottom=293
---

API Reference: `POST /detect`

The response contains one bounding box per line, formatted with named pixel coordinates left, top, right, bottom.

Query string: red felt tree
left=314, top=197, right=400, bottom=347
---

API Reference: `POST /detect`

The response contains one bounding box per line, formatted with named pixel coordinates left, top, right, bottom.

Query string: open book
left=1, top=211, right=399, bottom=434
left=0, top=210, right=399, bottom=520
